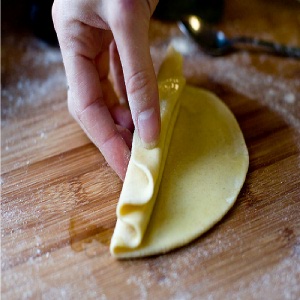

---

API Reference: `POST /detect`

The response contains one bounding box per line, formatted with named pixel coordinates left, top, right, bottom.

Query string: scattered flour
left=211, top=59, right=300, bottom=131
left=2, top=18, right=299, bottom=300
left=1, top=35, right=66, bottom=121
left=179, top=50, right=300, bottom=133
left=152, top=29, right=300, bottom=134
left=284, top=93, right=296, bottom=104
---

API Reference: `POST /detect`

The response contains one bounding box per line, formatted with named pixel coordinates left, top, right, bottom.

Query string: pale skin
left=52, top=0, right=160, bottom=180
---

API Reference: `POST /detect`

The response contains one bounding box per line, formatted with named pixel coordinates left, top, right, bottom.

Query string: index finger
left=108, top=1, right=161, bottom=148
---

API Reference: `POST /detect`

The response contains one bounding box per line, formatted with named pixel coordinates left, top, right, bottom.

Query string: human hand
left=52, top=0, right=160, bottom=180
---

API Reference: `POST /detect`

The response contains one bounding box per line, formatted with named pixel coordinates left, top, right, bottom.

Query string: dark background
left=2, top=0, right=225, bottom=46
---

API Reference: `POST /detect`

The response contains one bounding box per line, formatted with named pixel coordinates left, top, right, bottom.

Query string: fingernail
left=138, top=108, right=160, bottom=148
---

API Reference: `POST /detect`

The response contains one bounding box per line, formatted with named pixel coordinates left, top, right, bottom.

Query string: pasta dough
left=110, top=49, right=249, bottom=258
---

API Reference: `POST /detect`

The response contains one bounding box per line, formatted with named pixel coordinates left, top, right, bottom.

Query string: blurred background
left=2, top=1, right=300, bottom=299
left=2, top=0, right=225, bottom=46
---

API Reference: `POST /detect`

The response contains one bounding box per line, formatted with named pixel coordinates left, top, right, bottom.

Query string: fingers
left=116, top=125, right=133, bottom=150
left=53, top=0, right=160, bottom=180
left=108, top=1, right=161, bottom=148
left=75, top=93, right=131, bottom=180
left=70, top=57, right=130, bottom=180
left=68, top=54, right=131, bottom=180
left=95, top=46, right=134, bottom=132
left=57, top=22, right=131, bottom=179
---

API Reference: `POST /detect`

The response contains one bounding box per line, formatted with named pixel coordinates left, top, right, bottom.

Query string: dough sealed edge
left=110, top=48, right=186, bottom=257
left=111, top=86, right=249, bottom=258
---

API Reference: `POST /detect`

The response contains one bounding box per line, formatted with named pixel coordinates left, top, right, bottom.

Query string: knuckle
left=109, top=0, right=149, bottom=29
left=101, top=130, right=119, bottom=150
left=126, top=69, right=152, bottom=96
left=73, top=103, right=88, bottom=121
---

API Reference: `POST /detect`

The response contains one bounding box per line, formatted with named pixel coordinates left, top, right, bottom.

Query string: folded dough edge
left=110, top=48, right=186, bottom=256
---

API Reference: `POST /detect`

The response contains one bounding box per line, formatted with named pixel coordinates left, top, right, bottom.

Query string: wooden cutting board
left=2, top=1, right=300, bottom=299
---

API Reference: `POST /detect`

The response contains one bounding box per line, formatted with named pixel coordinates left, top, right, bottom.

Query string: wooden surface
left=2, top=0, right=300, bottom=299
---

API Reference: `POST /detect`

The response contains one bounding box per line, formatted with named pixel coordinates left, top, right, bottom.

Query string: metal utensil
left=178, top=15, right=300, bottom=58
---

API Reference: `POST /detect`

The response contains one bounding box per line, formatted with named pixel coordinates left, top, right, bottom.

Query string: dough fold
left=110, top=48, right=249, bottom=258
left=110, top=48, right=186, bottom=254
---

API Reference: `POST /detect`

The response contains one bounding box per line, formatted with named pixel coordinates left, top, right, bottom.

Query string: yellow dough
left=110, top=49, right=249, bottom=258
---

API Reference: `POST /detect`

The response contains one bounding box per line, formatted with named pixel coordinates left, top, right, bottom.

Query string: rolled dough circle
left=119, top=86, right=249, bottom=257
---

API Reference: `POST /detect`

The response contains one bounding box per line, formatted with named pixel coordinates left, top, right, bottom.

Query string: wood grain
left=2, top=0, right=300, bottom=299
